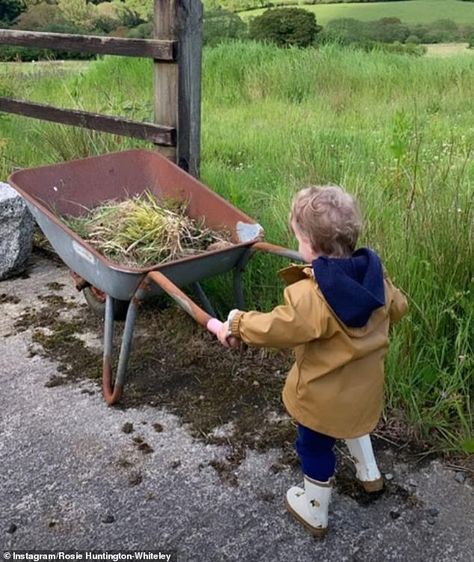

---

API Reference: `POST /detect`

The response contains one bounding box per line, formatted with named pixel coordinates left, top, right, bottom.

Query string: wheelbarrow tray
left=8, top=149, right=263, bottom=301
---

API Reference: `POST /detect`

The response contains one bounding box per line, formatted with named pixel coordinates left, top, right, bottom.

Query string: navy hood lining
left=312, top=248, right=385, bottom=328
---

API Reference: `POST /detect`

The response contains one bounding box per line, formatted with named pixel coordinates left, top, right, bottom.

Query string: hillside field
left=239, top=0, right=474, bottom=25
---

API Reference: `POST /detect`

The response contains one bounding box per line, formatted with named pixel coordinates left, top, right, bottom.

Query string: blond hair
left=290, top=185, right=362, bottom=257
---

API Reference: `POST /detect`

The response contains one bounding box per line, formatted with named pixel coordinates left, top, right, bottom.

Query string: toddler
left=218, top=185, right=408, bottom=537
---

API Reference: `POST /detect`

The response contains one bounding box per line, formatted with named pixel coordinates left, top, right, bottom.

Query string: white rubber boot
left=344, top=434, right=383, bottom=492
left=285, top=475, right=332, bottom=537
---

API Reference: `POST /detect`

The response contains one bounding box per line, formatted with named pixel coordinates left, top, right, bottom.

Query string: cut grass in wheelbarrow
left=62, top=192, right=233, bottom=319
left=63, top=192, right=233, bottom=269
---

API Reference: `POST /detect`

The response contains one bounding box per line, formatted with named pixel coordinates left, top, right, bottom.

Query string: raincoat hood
left=312, top=248, right=385, bottom=328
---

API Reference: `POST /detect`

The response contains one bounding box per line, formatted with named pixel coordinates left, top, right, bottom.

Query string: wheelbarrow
left=9, top=149, right=302, bottom=405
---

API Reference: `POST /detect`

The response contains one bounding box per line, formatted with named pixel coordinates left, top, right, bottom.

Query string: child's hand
left=218, top=321, right=240, bottom=349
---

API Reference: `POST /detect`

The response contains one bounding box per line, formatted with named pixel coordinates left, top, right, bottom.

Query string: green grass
left=0, top=60, right=90, bottom=79
left=240, top=0, right=474, bottom=25
left=0, top=43, right=472, bottom=453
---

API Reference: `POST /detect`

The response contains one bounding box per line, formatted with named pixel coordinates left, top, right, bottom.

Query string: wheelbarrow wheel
left=83, top=286, right=130, bottom=321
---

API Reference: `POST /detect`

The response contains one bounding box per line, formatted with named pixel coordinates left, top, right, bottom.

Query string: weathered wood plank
left=0, top=29, right=177, bottom=60
left=154, top=0, right=179, bottom=163
left=0, top=98, right=176, bottom=145
left=177, top=0, right=203, bottom=177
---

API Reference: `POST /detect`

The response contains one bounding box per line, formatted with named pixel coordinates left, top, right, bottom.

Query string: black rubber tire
left=82, top=287, right=130, bottom=321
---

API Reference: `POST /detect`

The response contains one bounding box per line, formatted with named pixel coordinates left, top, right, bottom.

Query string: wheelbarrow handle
left=147, top=270, right=212, bottom=327
left=146, top=271, right=239, bottom=346
left=251, top=241, right=304, bottom=262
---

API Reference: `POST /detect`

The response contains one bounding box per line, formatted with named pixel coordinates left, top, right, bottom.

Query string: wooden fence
left=0, top=0, right=202, bottom=177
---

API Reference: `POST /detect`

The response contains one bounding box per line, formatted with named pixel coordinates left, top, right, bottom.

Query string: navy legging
left=295, top=424, right=337, bottom=482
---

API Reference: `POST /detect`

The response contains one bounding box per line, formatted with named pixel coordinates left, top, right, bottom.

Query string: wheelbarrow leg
left=233, top=248, right=253, bottom=310
left=192, top=282, right=217, bottom=318
left=102, top=294, right=140, bottom=405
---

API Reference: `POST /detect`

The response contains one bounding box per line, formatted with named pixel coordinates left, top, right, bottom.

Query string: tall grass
left=0, top=43, right=472, bottom=452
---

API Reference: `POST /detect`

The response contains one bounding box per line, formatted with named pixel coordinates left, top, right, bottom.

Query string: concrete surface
left=1, top=255, right=473, bottom=561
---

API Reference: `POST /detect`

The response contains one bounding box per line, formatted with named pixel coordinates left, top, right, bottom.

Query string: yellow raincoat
left=229, top=265, right=408, bottom=438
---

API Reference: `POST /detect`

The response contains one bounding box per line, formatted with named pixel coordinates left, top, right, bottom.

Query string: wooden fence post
left=154, top=0, right=202, bottom=177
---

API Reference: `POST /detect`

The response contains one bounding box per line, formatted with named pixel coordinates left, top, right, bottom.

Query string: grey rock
left=455, top=472, right=466, bottom=484
left=6, top=522, right=17, bottom=534
left=0, top=182, right=34, bottom=280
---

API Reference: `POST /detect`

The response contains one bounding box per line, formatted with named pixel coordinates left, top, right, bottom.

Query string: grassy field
left=240, top=0, right=474, bottom=25
left=425, top=42, right=474, bottom=56
left=0, top=60, right=90, bottom=79
left=0, top=44, right=472, bottom=454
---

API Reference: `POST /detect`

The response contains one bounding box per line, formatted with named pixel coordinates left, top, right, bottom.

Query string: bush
left=94, top=2, right=121, bottom=34
left=0, top=0, right=23, bottom=25
left=318, top=18, right=368, bottom=45
left=249, top=7, right=321, bottom=48
left=126, top=22, right=153, bottom=39
left=375, top=41, right=426, bottom=56
left=0, top=45, right=54, bottom=62
left=111, top=1, right=146, bottom=27
left=405, top=34, right=421, bottom=45
left=366, top=18, right=410, bottom=44
left=14, top=3, right=67, bottom=31
left=204, top=7, right=247, bottom=46
left=321, top=17, right=466, bottom=46
left=458, top=24, right=474, bottom=41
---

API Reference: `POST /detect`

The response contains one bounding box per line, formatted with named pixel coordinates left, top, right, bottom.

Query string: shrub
left=458, top=24, right=474, bottom=41
left=405, top=34, right=421, bottom=45
left=375, top=41, right=426, bottom=56
left=94, top=2, right=121, bottom=34
left=249, top=7, right=321, bottom=48
left=14, top=3, right=67, bottom=31
left=110, top=0, right=146, bottom=27
left=204, top=7, right=247, bottom=46
left=126, top=22, right=154, bottom=39
left=321, top=17, right=466, bottom=46
left=57, top=0, right=97, bottom=32
left=0, top=45, right=54, bottom=62
left=319, top=18, right=368, bottom=45
left=0, top=0, right=24, bottom=25
left=366, top=18, right=410, bottom=44
left=423, top=19, right=461, bottom=43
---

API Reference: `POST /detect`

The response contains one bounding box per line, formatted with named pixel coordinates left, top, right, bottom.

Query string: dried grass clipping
left=64, top=192, right=232, bottom=267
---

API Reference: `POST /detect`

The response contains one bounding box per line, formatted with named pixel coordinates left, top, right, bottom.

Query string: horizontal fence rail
left=0, top=98, right=176, bottom=146
left=0, top=29, right=177, bottom=60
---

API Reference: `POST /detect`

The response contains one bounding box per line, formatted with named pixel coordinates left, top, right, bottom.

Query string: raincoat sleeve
left=385, top=277, right=409, bottom=324
left=229, top=280, right=325, bottom=348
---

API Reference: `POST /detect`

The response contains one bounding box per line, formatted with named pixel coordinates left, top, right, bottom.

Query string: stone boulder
left=0, top=181, right=35, bottom=280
